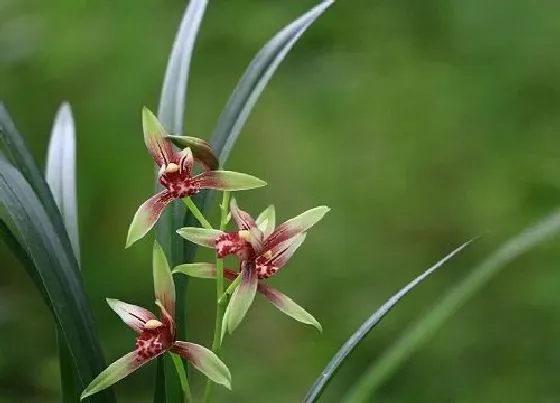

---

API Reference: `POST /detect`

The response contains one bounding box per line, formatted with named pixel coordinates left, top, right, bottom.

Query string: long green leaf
left=0, top=102, right=74, bottom=259
left=342, top=209, right=560, bottom=403
left=304, top=239, right=474, bottom=403
left=45, top=102, right=81, bottom=403
left=155, top=0, right=208, bottom=401
left=46, top=102, right=80, bottom=261
left=191, top=0, right=335, bottom=227
left=0, top=155, right=115, bottom=403
left=209, top=0, right=334, bottom=163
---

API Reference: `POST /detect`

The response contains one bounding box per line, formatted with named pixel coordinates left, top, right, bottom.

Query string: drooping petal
left=171, top=341, right=231, bottom=389
left=173, top=262, right=217, bottom=278
left=176, top=227, right=224, bottom=248
left=230, top=197, right=263, bottom=252
left=223, top=262, right=258, bottom=333
left=267, top=232, right=307, bottom=270
left=106, top=298, right=156, bottom=334
left=80, top=351, right=162, bottom=400
left=178, top=147, right=194, bottom=176
left=191, top=171, right=266, bottom=191
left=142, top=107, right=174, bottom=167
left=257, top=283, right=322, bottom=332
left=153, top=242, right=175, bottom=323
left=264, top=205, right=330, bottom=250
left=166, top=135, right=219, bottom=170
left=256, top=204, right=276, bottom=238
left=126, top=191, right=175, bottom=248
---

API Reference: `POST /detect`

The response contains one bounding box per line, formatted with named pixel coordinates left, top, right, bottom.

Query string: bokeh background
left=2, top=0, right=560, bottom=402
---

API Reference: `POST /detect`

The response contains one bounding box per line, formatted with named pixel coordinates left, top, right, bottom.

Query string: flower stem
left=203, top=191, right=230, bottom=403
left=183, top=197, right=213, bottom=230
left=170, top=352, right=192, bottom=403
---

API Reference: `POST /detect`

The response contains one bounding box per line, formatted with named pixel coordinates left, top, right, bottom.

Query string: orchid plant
left=0, top=2, right=476, bottom=403
left=80, top=110, right=329, bottom=400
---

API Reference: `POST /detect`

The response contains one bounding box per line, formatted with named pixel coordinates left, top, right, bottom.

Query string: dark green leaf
left=0, top=102, right=74, bottom=260
left=45, top=102, right=81, bottom=403
left=0, top=155, right=115, bottom=403
left=155, top=0, right=208, bottom=401
left=193, top=0, right=335, bottom=217
left=343, top=210, right=560, bottom=403
left=304, top=239, right=474, bottom=403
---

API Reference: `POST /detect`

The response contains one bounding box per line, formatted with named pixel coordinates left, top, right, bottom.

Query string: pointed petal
left=153, top=242, right=175, bottom=321
left=265, top=206, right=330, bottom=250
left=142, top=107, right=174, bottom=167
left=166, top=135, right=219, bottom=170
left=171, top=341, right=231, bottom=389
left=191, top=171, right=266, bottom=191
left=106, top=298, right=156, bottom=334
left=176, top=227, right=224, bottom=248
left=178, top=147, right=194, bottom=176
left=258, top=283, right=322, bottom=332
left=172, top=264, right=240, bottom=283
left=230, top=197, right=263, bottom=251
left=256, top=204, right=276, bottom=238
left=173, top=262, right=217, bottom=278
left=80, top=351, right=160, bottom=400
left=126, top=191, right=174, bottom=248
left=229, top=197, right=257, bottom=230
left=224, top=263, right=258, bottom=333
left=267, top=233, right=307, bottom=270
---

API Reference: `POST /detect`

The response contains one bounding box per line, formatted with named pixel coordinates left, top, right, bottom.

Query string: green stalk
left=183, top=197, right=213, bottom=230
left=170, top=352, right=193, bottom=403
left=203, top=191, right=230, bottom=402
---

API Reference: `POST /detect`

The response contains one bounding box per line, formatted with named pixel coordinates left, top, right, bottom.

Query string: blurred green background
left=2, top=0, right=560, bottom=402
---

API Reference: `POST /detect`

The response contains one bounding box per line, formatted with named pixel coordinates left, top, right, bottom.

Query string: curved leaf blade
left=304, top=238, right=474, bottom=403
left=0, top=155, right=115, bottom=403
left=46, top=102, right=80, bottom=261
left=342, top=210, right=560, bottom=403
left=0, top=102, right=74, bottom=258
left=210, top=0, right=335, bottom=163
left=155, top=1, right=209, bottom=401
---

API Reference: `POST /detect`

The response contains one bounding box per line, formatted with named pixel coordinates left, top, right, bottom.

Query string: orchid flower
left=176, top=199, right=329, bottom=333
left=80, top=243, right=231, bottom=400
left=126, top=108, right=266, bottom=248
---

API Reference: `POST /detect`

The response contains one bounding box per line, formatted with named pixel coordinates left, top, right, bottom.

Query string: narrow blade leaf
left=342, top=211, right=560, bottom=403
left=304, top=238, right=474, bottom=403
left=0, top=155, right=115, bottom=403
left=210, top=0, right=335, bottom=163
left=155, top=0, right=209, bottom=400
left=46, top=102, right=80, bottom=261
left=45, top=102, right=81, bottom=403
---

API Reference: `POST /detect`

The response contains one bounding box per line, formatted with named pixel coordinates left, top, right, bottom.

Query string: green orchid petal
left=142, top=107, right=174, bottom=167
left=126, top=191, right=174, bottom=248
left=224, top=264, right=258, bottom=333
left=256, top=204, right=276, bottom=238
left=172, top=341, right=232, bottom=389
left=166, top=135, right=219, bottom=170
left=258, top=283, right=322, bottom=332
left=176, top=227, right=224, bottom=248
left=172, top=262, right=217, bottom=278
left=81, top=351, right=162, bottom=400
left=153, top=242, right=175, bottom=320
left=191, top=171, right=266, bottom=191
left=265, top=205, right=330, bottom=250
